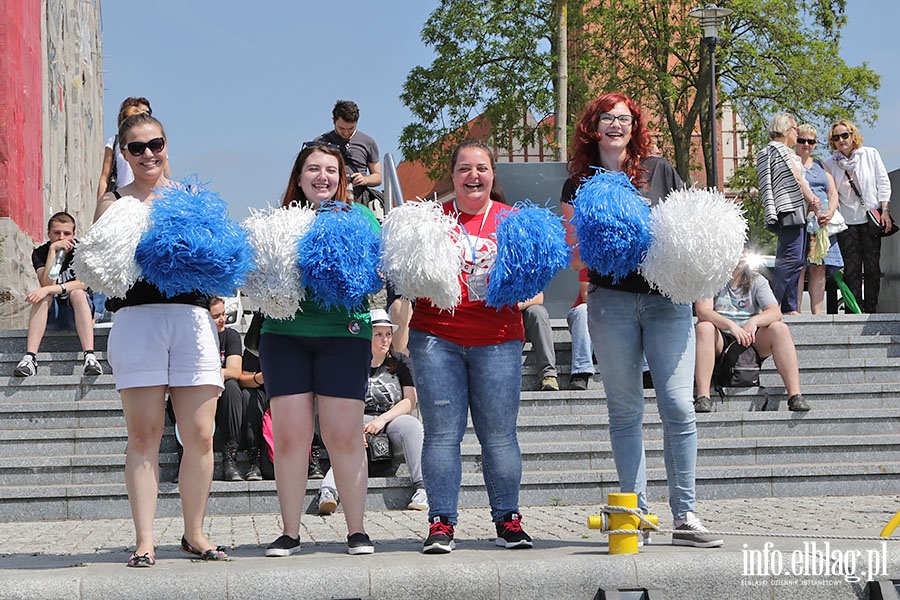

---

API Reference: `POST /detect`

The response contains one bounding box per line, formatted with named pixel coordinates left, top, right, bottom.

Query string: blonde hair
left=828, top=119, right=864, bottom=152
left=768, top=113, right=797, bottom=139
left=796, top=123, right=818, bottom=139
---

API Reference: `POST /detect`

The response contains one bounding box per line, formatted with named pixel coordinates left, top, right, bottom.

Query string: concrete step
left=3, top=459, right=898, bottom=522
left=0, top=328, right=109, bottom=354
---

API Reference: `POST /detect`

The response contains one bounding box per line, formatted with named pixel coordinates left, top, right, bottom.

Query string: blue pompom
left=298, top=202, right=383, bottom=311
left=572, top=169, right=651, bottom=281
left=135, top=176, right=255, bottom=297
left=486, top=201, right=570, bottom=308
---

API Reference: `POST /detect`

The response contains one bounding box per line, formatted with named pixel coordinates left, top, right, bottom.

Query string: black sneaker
left=568, top=373, right=591, bottom=391
left=422, top=516, right=455, bottom=554
left=495, top=512, right=533, bottom=549
left=788, top=394, right=810, bottom=412
left=347, top=532, right=374, bottom=555
left=82, top=353, right=103, bottom=376
left=693, top=396, right=713, bottom=413
left=265, top=534, right=301, bottom=557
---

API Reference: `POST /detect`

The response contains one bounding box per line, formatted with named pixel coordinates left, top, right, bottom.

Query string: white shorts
left=107, top=304, right=225, bottom=392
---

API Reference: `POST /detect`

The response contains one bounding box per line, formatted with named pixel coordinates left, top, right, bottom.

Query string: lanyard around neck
left=453, top=199, right=492, bottom=260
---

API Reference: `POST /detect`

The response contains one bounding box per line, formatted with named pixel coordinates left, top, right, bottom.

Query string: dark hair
left=568, top=92, right=651, bottom=186
left=117, top=112, right=166, bottom=149
left=381, top=351, right=404, bottom=375
left=332, top=100, right=360, bottom=123
left=117, top=97, right=152, bottom=127
left=208, top=295, right=224, bottom=309
left=47, top=211, right=76, bottom=231
left=449, top=139, right=506, bottom=203
left=281, top=144, right=349, bottom=208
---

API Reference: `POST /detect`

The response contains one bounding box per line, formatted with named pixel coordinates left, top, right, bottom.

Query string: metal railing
left=382, top=152, right=405, bottom=213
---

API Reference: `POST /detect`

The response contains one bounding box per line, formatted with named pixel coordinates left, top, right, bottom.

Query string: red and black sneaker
left=495, top=512, right=533, bottom=549
left=422, top=515, right=455, bottom=554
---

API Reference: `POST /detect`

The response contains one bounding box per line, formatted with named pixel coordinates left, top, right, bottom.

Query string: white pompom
left=640, top=187, right=747, bottom=304
left=242, top=204, right=316, bottom=319
left=73, top=196, right=150, bottom=297
left=380, top=201, right=464, bottom=311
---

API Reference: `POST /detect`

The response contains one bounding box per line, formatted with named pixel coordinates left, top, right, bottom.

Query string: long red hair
left=567, top=93, right=651, bottom=186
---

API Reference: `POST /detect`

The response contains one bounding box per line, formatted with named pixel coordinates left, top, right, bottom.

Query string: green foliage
left=399, top=0, right=559, bottom=178
left=719, top=0, right=880, bottom=156
left=730, top=158, right=777, bottom=253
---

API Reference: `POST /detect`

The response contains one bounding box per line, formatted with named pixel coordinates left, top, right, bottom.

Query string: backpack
left=713, top=331, right=762, bottom=389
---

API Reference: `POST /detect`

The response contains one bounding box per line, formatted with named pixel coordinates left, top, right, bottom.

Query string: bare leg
left=121, top=385, right=168, bottom=557
left=318, top=395, right=368, bottom=536
left=754, top=323, right=801, bottom=396
left=806, top=265, right=826, bottom=315
left=69, top=289, right=96, bottom=351
left=270, top=393, right=316, bottom=537
left=24, top=296, right=52, bottom=354
left=796, top=265, right=807, bottom=315
left=170, top=385, right=220, bottom=551
left=694, top=322, right=723, bottom=398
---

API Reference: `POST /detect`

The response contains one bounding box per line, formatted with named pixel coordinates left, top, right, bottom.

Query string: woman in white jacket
left=825, top=119, right=892, bottom=313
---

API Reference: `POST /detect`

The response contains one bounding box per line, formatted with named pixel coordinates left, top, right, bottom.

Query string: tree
left=399, top=0, right=562, bottom=178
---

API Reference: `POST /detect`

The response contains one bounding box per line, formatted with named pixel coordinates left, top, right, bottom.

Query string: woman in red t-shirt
left=407, top=140, right=532, bottom=554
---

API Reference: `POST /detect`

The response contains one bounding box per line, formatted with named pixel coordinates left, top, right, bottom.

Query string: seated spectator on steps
left=317, top=309, right=427, bottom=514
left=14, top=212, right=102, bottom=378
left=208, top=296, right=249, bottom=480
left=237, top=345, right=268, bottom=482
left=694, top=255, right=808, bottom=413
left=566, top=268, right=594, bottom=390
left=518, top=292, right=559, bottom=391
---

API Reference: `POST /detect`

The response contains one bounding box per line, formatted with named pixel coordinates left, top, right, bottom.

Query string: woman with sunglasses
left=259, top=142, right=380, bottom=557
left=96, top=112, right=227, bottom=566
left=756, top=112, right=823, bottom=314
left=560, top=92, right=722, bottom=548
left=825, top=120, right=892, bottom=313
left=795, top=123, right=843, bottom=314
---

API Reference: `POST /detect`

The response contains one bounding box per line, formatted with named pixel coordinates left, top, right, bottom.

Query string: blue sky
left=100, top=1, right=897, bottom=218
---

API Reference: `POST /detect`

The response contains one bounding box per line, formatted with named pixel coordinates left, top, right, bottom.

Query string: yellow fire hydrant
left=588, top=492, right=659, bottom=554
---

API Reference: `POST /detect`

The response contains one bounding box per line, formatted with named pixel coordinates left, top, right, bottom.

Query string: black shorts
left=258, top=333, right=370, bottom=401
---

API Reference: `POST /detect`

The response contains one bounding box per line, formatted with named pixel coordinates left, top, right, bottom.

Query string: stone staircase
left=0, top=315, right=899, bottom=521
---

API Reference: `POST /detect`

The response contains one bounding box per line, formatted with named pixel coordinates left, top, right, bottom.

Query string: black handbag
left=365, top=431, right=392, bottom=464
left=866, top=208, right=899, bottom=237
left=243, top=312, right=264, bottom=355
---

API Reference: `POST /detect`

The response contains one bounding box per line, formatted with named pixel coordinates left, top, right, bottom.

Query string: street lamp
left=689, top=3, right=733, bottom=190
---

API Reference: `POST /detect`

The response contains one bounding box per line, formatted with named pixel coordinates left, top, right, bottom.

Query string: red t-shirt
left=409, top=200, right=525, bottom=346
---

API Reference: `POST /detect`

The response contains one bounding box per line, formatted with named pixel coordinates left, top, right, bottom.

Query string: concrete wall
left=877, top=169, right=900, bottom=312
left=0, top=0, right=102, bottom=329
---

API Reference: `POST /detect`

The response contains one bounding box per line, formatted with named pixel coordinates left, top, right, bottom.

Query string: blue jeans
left=587, top=287, right=697, bottom=520
left=408, top=330, right=523, bottom=524
left=566, top=303, right=595, bottom=375
left=773, top=225, right=807, bottom=313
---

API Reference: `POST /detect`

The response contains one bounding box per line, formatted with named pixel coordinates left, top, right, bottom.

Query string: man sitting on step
left=693, top=254, right=808, bottom=413
left=518, top=292, right=560, bottom=391
left=14, top=212, right=102, bottom=378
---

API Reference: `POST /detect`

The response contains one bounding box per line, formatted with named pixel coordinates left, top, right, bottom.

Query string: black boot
left=222, top=443, right=243, bottom=481
left=245, top=446, right=263, bottom=481
left=308, top=446, right=325, bottom=479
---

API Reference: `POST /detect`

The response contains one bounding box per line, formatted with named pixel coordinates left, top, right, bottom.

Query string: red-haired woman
left=561, top=92, right=722, bottom=549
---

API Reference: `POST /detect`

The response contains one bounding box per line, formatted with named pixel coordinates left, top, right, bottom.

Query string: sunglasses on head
left=797, top=138, right=817, bottom=145
left=301, top=141, right=342, bottom=152
left=831, top=132, right=851, bottom=142
left=125, top=137, right=166, bottom=156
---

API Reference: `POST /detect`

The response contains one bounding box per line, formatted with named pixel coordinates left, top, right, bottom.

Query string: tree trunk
left=555, top=0, right=568, bottom=162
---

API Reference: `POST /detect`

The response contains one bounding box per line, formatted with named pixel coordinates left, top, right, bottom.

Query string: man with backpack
left=693, top=256, right=808, bottom=413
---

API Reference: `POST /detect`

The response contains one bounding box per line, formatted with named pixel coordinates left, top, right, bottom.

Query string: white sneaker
left=672, top=512, right=723, bottom=548
left=14, top=355, right=36, bottom=377
left=317, top=487, right=338, bottom=515
left=408, top=488, right=428, bottom=511
left=82, top=353, right=103, bottom=376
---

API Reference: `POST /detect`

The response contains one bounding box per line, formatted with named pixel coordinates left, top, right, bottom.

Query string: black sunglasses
left=831, top=132, right=851, bottom=142
left=301, top=140, right=342, bottom=152
left=125, top=137, right=166, bottom=156
left=796, top=138, right=817, bottom=145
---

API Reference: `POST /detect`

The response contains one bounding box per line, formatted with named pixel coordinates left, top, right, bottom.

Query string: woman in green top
left=260, top=142, right=380, bottom=557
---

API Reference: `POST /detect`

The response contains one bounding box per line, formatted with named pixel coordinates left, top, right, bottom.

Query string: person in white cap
left=316, top=308, right=427, bottom=514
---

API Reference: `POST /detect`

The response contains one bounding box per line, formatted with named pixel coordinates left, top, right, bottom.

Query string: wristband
left=59, top=283, right=67, bottom=295
left=253, top=372, right=262, bottom=385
